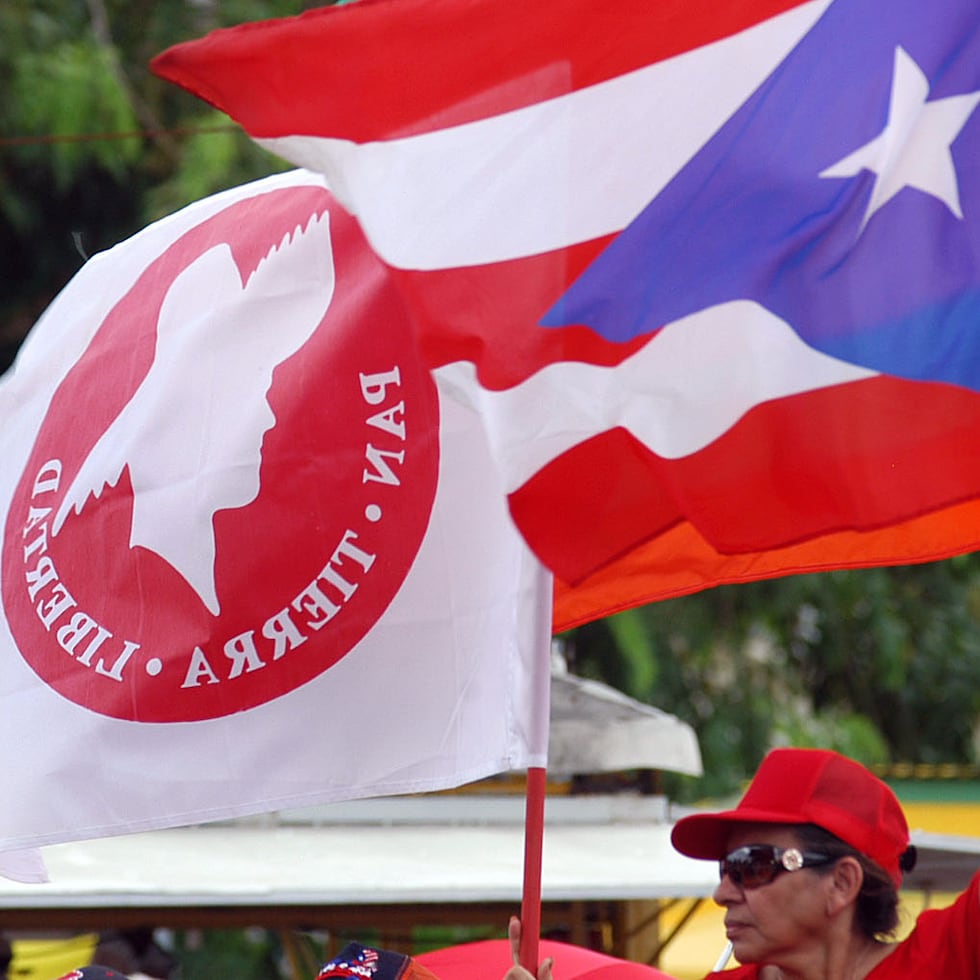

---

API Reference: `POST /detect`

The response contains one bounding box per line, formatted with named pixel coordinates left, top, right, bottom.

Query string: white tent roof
left=549, top=667, right=702, bottom=777
left=0, top=796, right=715, bottom=910
left=1, top=795, right=975, bottom=913
left=903, top=830, right=980, bottom=894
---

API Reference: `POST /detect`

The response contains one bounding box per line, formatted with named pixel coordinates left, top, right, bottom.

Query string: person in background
left=92, top=928, right=176, bottom=979
left=0, top=936, right=11, bottom=980
left=317, top=941, right=441, bottom=980
left=505, top=747, right=980, bottom=980
left=54, top=968, right=129, bottom=980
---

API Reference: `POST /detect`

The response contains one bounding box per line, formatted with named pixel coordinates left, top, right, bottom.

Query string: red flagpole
left=519, top=765, right=547, bottom=972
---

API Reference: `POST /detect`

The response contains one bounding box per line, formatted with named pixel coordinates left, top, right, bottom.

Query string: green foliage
left=568, top=557, right=980, bottom=802
left=0, top=0, right=334, bottom=372
left=772, top=707, right=890, bottom=764
left=170, top=929, right=286, bottom=980
left=144, top=110, right=291, bottom=221
left=603, top=608, right=658, bottom=695
left=11, top=39, right=141, bottom=188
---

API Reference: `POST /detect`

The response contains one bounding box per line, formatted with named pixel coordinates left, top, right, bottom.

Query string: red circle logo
left=2, top=182, right=439, bottom=721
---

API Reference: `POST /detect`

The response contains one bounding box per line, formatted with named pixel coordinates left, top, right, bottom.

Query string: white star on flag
left=820, top=45, right=980, bottom=229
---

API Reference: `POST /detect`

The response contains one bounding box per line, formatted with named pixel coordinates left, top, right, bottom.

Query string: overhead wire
left=0, top=124, right=240, bottom=148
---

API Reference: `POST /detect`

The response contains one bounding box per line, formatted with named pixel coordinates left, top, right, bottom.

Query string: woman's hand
left=501, top=916, right=554, bottom=980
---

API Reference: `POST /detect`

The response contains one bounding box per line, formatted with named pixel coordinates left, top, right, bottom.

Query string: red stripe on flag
left=517, top=374, right=980, bottom=594
left=553, top=498, right=980, bottom=632
left=151, top=0, right=812, bottom=141
left=395, top=239, right=653, bottom=387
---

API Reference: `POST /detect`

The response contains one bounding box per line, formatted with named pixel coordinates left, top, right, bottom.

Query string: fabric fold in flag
left=154, top=0, right=980, bottom=631
left=0, top=169, right=551, bottom=850
left=0, top=848, right=48, bottom=884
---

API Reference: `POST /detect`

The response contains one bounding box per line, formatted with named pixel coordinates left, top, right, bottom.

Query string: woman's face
left=713, top=823, right=835, bottom=967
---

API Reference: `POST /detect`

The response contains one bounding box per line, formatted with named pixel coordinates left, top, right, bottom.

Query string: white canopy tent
left=548, top=662, right=702, bottom=778
left=0, top=796, right=712, bottom=913
left=0, top=794, right=976, bottom=958
left=0, top=794, right=714, bottom=971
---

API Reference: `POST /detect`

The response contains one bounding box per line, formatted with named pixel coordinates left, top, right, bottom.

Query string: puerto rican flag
left=153, top=0, right=980, bottom=631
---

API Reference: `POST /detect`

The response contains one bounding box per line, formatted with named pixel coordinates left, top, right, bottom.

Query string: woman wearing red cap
left=504, top=748, right=980, bottom=980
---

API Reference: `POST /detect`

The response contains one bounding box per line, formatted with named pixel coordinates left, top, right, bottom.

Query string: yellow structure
left=9, top=934, right=98, bottom=980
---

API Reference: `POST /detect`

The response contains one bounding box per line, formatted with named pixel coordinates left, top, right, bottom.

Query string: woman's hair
left=794, top=823, right=901, bottom=939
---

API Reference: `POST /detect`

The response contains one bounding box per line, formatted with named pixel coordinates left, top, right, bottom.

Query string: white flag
left=0, top=849, right=47, bottom=883
left=0, top=170, right=551, bottom=850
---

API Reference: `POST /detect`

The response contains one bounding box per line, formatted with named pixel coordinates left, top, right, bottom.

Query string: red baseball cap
left=671, top=748, right=911, bottom=887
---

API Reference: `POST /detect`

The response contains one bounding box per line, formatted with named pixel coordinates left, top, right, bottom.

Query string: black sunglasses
left=719, top=844, right=835, bottom=889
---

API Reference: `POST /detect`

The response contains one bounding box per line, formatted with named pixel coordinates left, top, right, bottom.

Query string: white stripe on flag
left=258, top=0, right=831, bottom=269
left=435, top=301, right=877, bottom=489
